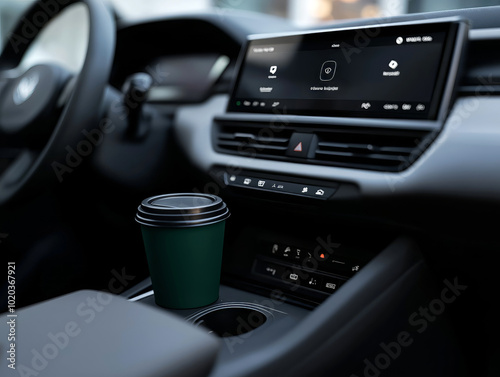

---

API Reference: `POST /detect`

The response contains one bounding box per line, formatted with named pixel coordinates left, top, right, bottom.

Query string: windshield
left=2, top=0, right=500, bottom=50
left=109, top=0, right=500, bottom=24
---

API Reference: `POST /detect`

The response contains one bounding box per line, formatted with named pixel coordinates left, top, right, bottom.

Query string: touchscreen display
left=227, top=21, right=460, bottom=120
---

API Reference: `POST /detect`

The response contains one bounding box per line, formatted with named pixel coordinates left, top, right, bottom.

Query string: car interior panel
left=1, top=1, right=500, bottom=376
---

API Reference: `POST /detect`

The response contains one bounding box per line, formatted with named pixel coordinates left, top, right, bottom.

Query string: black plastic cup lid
left=135, top=193, right=230, bottom=228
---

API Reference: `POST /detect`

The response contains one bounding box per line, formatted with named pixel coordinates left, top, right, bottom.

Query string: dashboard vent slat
left=215, top=122, right=293, bottom=157
left=314, top=128, right=434, bottom=171
left=213, top=118, right=436, bottom=172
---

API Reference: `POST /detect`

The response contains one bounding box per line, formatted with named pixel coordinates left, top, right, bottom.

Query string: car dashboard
left=3, top=4, right=500, bottom=377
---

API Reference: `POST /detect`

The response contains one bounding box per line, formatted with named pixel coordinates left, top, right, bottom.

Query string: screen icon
left=243, top=178, right=252, bottom=185
left=270, top=65, right=277, bottom=74
left=320, top=60, right=337, bottom=81
left=388, top=60, right=399, bottom=69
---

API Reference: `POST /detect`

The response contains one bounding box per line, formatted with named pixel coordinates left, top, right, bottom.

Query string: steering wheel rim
left=0, top=0, right=115, bottom=206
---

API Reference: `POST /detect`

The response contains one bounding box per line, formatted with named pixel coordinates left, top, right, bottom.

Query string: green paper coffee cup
left=136, top=193, right=230, bottom=309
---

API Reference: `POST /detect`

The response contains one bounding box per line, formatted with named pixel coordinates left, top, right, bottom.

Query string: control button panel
left=228, top=224, right=387, bottom=306
left=253, top=257, right=347, bottom=296
left=252, top=240, right=364, bottom=297
left=225, top=173, right=337, bottom=200
left=267, top=242, right=363, bottom=278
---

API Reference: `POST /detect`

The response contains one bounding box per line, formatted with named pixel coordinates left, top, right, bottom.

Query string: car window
left=3, top=0, right=500, bottom=51
left=0, top=1, right=34, bottom=50
left=107, top=0, right=500, bottom=25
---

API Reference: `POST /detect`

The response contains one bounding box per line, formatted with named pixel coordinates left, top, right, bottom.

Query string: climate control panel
left=252, top=240, right=366, bottom=299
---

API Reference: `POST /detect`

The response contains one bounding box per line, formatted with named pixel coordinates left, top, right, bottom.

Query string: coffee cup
left=136, top=193, right=230, bottom=309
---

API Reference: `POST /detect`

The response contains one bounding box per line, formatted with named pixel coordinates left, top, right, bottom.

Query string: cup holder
left=189, top=305, right=269, bottom=338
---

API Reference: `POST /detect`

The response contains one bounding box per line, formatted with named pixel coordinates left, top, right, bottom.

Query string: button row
left=268, top=242, right=362, bottom=278
left=226, top=174, right=336, bottom=200
left=282, top=268, right=344, bottom=294
left=253, top=259, right=345, bottom=294
left=358, top=101, right=428, bottom=114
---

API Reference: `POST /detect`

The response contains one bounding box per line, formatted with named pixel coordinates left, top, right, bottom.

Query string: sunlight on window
left=289, top=0, right=408, bottom=26
left=109, top=0, right=211, bottom=19
left=3, top=0, right=500, bottom=41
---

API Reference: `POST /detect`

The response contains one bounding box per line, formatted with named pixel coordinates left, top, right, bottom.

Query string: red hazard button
left=286, top=133, right=316, bottom=158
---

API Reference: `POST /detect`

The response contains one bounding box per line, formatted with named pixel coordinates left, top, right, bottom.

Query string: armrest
left=3, top=290, right=219, bottom=377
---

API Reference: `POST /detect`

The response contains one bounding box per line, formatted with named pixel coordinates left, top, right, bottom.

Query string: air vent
left=215, top=121, right=293, bottom=158
left=459, top=34, right=500, bottom=95
left=314, top=128, right=435, bottom=171
left=213, top=118, right=436, bottom=172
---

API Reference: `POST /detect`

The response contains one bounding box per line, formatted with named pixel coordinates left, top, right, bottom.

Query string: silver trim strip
left=128, top=290, right=154, bottom=302
left=469, top=28, right=500, bottom=40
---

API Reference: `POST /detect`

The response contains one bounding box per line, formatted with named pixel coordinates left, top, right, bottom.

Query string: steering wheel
left=0, top=0, right=114, bottom=206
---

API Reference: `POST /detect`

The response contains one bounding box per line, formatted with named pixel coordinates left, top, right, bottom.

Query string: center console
left=158, top=17, right=472, bottom=377
left=194, top=18, right=468, bottom=310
